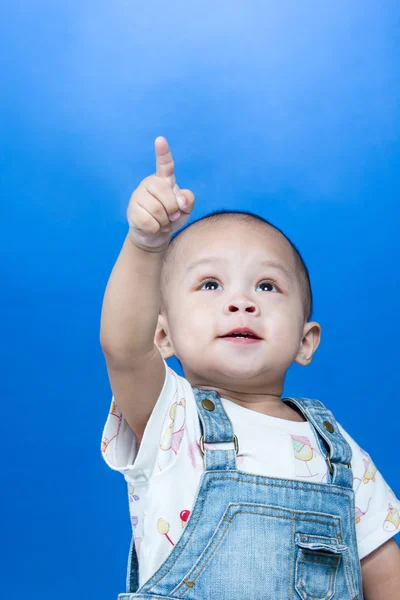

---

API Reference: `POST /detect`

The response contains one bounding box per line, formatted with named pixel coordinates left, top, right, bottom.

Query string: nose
left=224, top=298, right=259, bottom=314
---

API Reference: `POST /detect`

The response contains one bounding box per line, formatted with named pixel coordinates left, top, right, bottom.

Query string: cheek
left=272, top=294, right=303, bottom=319
left=265, top=305, right=303, bottom=342
left=173, top=310, right=211, bottom=351
left=169, top=308, right=202, bottom=338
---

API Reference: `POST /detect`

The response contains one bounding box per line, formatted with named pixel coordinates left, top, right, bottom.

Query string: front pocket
left=170, top=504, right=345, bottom=600
left=294, top=534, right=349, bottom=600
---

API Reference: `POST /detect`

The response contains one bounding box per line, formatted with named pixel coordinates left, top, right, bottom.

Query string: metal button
left=323, top=420, right=334, bottom=433
left=202, top=399, right=215, bottom=411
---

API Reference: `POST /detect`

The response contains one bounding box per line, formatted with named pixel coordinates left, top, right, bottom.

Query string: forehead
left=174, top=219, right=296, bottom=277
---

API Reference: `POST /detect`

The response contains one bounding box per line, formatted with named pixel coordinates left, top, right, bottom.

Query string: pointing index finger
left=155, top=136, right=176, bottom=190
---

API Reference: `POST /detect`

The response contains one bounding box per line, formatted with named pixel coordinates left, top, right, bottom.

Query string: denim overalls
left=119, top=388, right=363, bottom=600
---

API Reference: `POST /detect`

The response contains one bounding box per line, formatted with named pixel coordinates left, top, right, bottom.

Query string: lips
left=220, top=327, right=261, bottom=339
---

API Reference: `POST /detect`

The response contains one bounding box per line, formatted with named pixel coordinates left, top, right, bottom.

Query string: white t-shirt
left=101, top=358, right=400, bottom=589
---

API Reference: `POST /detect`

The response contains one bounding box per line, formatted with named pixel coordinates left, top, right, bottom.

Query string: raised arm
left=100, top=136, right=194, bottom=356
left=99, top=137, right=194, bottom=440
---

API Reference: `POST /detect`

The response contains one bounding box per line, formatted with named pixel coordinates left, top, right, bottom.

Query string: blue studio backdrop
left=1, top=1, right=399, bottom=597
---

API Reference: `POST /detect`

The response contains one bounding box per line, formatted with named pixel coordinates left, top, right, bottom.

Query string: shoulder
left=104, top=361, right=200, bottom=478
left=335, top=422, right=400, bottom=560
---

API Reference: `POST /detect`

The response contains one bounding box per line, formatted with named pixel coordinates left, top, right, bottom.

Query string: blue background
left=2, top=0, right=399, bottom=597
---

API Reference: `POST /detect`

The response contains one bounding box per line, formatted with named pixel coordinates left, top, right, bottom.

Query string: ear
left=294, top=321, right=322, bottom=366
left=154, top=313, right=176, bottom=360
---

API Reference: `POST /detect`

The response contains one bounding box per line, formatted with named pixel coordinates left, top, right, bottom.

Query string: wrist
left=127, top=229, right=170, bottom=254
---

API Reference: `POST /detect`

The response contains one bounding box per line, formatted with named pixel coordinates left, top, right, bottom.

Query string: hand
left=127, top=136, right=195, bottom=251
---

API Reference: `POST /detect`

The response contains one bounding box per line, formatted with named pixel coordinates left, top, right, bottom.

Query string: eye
left=257, top=280, right=280, bottom=293
left=200, top=278, right=221, bottom=291
left=199, top=279, right=280, bottom=292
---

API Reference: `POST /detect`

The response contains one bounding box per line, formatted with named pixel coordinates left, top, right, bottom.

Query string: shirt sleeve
left=100, top=399, right=138, bottom=473
left=337, top=422, right=400, bottom=560
left=100, top=357, right=184, bottom=481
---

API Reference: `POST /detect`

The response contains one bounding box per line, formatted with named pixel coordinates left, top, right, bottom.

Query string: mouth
left=219, top=336, right=261, bottom=344
left=219, top=327, right=262, bottom=343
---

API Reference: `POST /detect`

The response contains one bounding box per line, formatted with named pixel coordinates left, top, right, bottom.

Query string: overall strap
left=282, top=396, right=353, bottom=488
left=193, top=387, right=238, bottom=471
left=193, top=388, right=353, bottom=489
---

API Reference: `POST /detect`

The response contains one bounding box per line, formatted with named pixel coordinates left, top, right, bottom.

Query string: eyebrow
left=184, top=256, right=292, bottom=279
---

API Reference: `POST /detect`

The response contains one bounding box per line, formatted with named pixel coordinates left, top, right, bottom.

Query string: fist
left=127, top=137, right=195, bottom=251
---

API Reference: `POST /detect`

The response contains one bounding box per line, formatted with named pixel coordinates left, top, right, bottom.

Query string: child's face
left=156, top=220, right=320, bottom=396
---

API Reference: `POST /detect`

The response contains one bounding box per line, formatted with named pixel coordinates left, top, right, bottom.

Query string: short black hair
left=160, top=209, right=313, bottom=322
